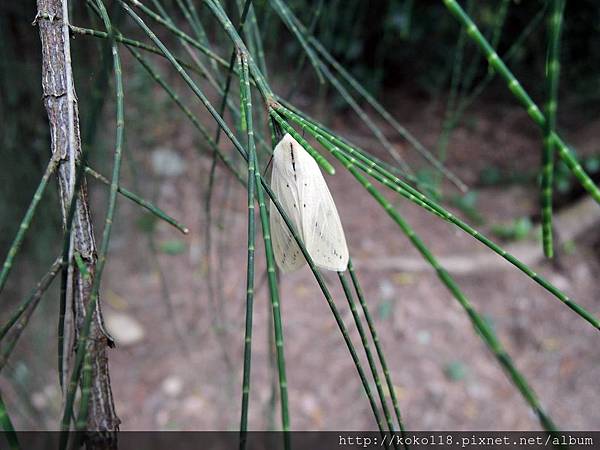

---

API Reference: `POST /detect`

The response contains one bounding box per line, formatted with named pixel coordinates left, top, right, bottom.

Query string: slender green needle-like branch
left=261, top=179, right=389, bottom=441
left=541, top=0, right=565, bottom=258
left=0, top=153, right=60, bottom=297
left=70, top=24, right=207, bottom=78
left=205, top=0, right=255, bottom=328
left=278, top=104, right=600, bottom=331
left=442, top=0, right=600, bottom=205
left=239, top=51, right=256, bottom=450
left=268, top=0, right=324, bottom=83
left=331, top=144, right=558, bottom=433
left=286, top=0, right=324, bottom=100
left=348, top=260, right=408, bottom=439
left=309, top=37, right=465, bottom=191
left=339, top=272, right=398, bottom=439
left=127, top=0, right=229, bottom=67
left=74, top=352, right=93, bottom=434
left=119, top=0, right=250, bottom=163
left=84, top=166, right=188, bottom=234
left=240, top=65, right=290, bottom=444
left=0, top=258, right=63, bottom=372
left=269, top=109, right=335, bottom=175
left=124, top=45, right=245, bottom=185
left=444, top=6, right=546, bottom=136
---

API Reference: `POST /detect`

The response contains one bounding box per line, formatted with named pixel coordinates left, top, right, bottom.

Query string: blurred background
left=1, top=0, right=599, bottom=431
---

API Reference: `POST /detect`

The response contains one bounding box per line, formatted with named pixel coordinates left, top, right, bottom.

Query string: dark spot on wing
left=290, top=143, right=297, bottom=180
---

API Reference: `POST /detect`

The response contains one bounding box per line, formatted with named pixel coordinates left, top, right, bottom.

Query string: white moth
left=269, top=133, right=349, bottom=272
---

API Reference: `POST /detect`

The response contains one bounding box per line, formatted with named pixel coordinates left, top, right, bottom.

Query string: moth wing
left=269, top=140, right=306, bottom=273
left=295, top=144, right=349, bottom=272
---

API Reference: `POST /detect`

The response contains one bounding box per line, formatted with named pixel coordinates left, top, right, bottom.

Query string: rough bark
left=35, top=0, right=119, bottom=445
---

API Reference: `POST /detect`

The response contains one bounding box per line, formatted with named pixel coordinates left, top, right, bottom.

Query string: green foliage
left=449, top=191, right=483, bottom=224
left=158, top=239, right=187, bottom=255
left=444, top=360, right=468, bottom=382
left=491, top=217, right=534, bottom=241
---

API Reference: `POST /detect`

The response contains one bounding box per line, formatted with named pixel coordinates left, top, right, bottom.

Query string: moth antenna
left=263, top=154, right=275, bottom=177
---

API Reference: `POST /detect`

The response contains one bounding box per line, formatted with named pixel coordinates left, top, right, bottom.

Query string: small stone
left=104, top=312, right=145, bottom=346
left=162, top=376, right=183, bottom=397
left=151, top=148, right=186, bottom=177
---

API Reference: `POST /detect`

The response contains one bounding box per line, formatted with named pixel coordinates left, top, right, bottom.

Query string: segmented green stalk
left=84, top=166, right=188, bottom=234
left=124, top=46, right=245, bottom=184
left=338, top=273, right=398, bottom=441
left=268, top=0, right=324, bottom=82
left=59, top=0, right=124, bottom=441
left=254, top=124, right=290, bottom=443
left=78, top=18, right=273, bottom=160
left=239, top=52, right=256, bottom=449
left=117, top=6, right=398, bottom=432
left=276, top=102, right=443, bottom=215
left=203, top=0, right=272, bottom=100
left=260, top=176, right=388, bottom=443
left=0, top=392, right=19, bottom=450
left=277, top=97, right=439, bottom=193
left=182, top=0, right=210, bottom=47
left=153, top=0, right=215, bottom=83
left=447, top=6, right=546, bottom=135
left=330, top=146, right=559, bottom=433
left=119, top=1, right=249, bottom=161
left=308, top=37, right=466, bottom=192
left=128, top=0, right=229, bottom=66
left=458, top=0, right=508, bottom=101
left=206, top=0, right=254, bottom=317
left=347, top=260, right=408, bottom=439
left=247, top=4, right=268, bottom=77
left=311, top=54, right=411, bottom=173
left=541, top=0, right=566, bottom=258
left=286, top=0, right=324, bottom=99
left=0, top=153, right=60, bottom=296
left=70, top=25, right=207, bottom=77
left=0, top=258, right=62, bottom=372
left=213, top=0, right=254, bottom=144
left=278, top=104, right=600, bottom=330
left=442, top=0, right=600, bottom=205
left=437, top=5, right=468, bottom=166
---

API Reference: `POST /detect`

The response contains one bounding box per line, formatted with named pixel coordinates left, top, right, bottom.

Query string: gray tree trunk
left=36, top=0, right=119, bottom=446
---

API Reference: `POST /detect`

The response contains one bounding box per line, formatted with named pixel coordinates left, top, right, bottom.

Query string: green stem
left=84, top=166, right=188, bottom=234
left=541, top=0, right=565, bottom=258
left=347, top=260, right=408, bottom=440
left=308, top=37, right=464, bottom=191
left=441, top=0, right=600, bottom=205
left=124, top=45, right=245, bottom=184
left=0, top=259, right=62, bottom=372
left=339, top=272, right=398, bottom=442
left=268, top=0, right=324, bottom=83
left=278, top=104, right=600, bottom=330
left=239, top=52, right=256, bottom=449
left=0, top=154, right=60, bottom=296
left=261, top=177, right=389, bottom=442
left=333, top=149, right=558, bottom=434
left=69, top=25, right=208, bottom=78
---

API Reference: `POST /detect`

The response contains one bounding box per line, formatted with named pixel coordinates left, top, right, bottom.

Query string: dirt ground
left=3, top=85, right=600, bottom=432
